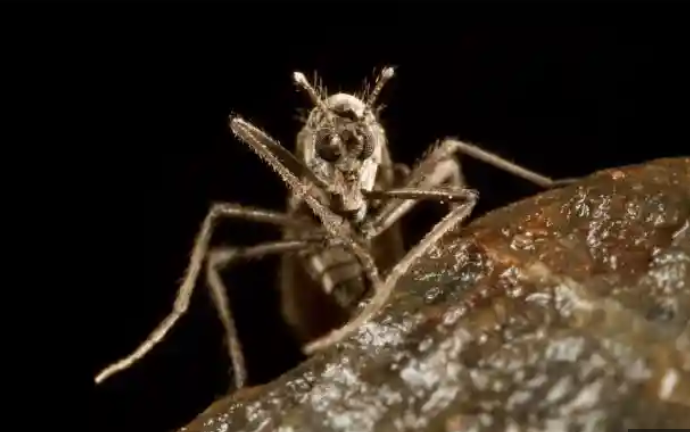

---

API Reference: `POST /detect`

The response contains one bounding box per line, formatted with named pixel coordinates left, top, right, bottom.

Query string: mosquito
left=94, top=66, right=571, bottom=390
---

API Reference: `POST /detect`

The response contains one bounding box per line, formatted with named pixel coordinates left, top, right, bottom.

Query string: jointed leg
left=364, top=135, right=574, bottom=240
left=206, top=239, right=322, bottom=390
left=364, top=139, right=467, bottom=239
left=444, top=139, right=577, bottom=188
left=302, top=139, right=477, bottom=353
left=94, top=203, right=310, bottom=385
left=304, top=188, right=478, bottom=354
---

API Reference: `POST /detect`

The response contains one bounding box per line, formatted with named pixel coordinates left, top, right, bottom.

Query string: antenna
left=365, top=66, right=395, bottom=107
left=293, top=71, right=333, bottom=116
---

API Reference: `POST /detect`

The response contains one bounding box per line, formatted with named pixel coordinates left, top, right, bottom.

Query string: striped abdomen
left=301, top=244, right=369, bottom=311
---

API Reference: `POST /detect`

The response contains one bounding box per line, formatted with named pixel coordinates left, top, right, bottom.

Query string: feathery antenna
left=293, top=71, right=332, bottom=116
left=365, top=66, right=395, bottom=107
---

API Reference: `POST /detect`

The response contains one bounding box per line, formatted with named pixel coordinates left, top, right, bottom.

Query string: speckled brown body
left=182, top=157, right=690, bottom=432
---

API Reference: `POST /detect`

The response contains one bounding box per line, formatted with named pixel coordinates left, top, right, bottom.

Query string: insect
left=94, top=66, right=571, bottom=390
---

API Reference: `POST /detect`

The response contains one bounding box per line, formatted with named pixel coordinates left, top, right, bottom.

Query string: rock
left=181, top=157, right=690, bottom=432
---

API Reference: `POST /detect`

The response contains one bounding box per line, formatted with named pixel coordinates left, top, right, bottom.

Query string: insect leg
left=304, top=188, right=479, bottom=354
left=364, top=134, right=575, bottom=240
left=364, top=140, right=467, bottom=239
left=443, top=139, right=577, bottom=188
left=206, top=239, right=323, bottom=390
left=368, top=187, right=477, bottom=202
left=94, top=203, right=310, bottom=385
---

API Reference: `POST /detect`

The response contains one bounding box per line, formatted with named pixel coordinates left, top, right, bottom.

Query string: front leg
left=231, top=116, right=382, bottom=292
left=364, top=139, right=467, bottom=239
left=364, top=137, right=573, bottom=239
left=304, top=187, right=479, bottom=354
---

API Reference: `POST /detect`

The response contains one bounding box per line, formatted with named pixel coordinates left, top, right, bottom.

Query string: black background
left=72, top=2, right=690, bottom=432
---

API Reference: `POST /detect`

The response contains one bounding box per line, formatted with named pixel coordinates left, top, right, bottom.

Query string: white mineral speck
left=545, top=376, right=573, bottom=404
left=658, top=368, right=679, bottom=400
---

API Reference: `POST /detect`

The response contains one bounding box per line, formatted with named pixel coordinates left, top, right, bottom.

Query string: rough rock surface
left=182, top=157, right=690, bottom=432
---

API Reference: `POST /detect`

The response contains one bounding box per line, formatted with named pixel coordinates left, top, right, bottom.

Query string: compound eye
left=347, top=128, right=375, bottom=160
left=359, top=133, right=375, bottom=160
left=339, top=127, right=374, bottom=161
left=315, top=132, right=342, bottom=162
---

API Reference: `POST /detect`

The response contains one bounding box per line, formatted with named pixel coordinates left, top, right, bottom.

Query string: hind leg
left=94, top=203, right=310, bottom=385
left=206, top=239, right=322, bottom=389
